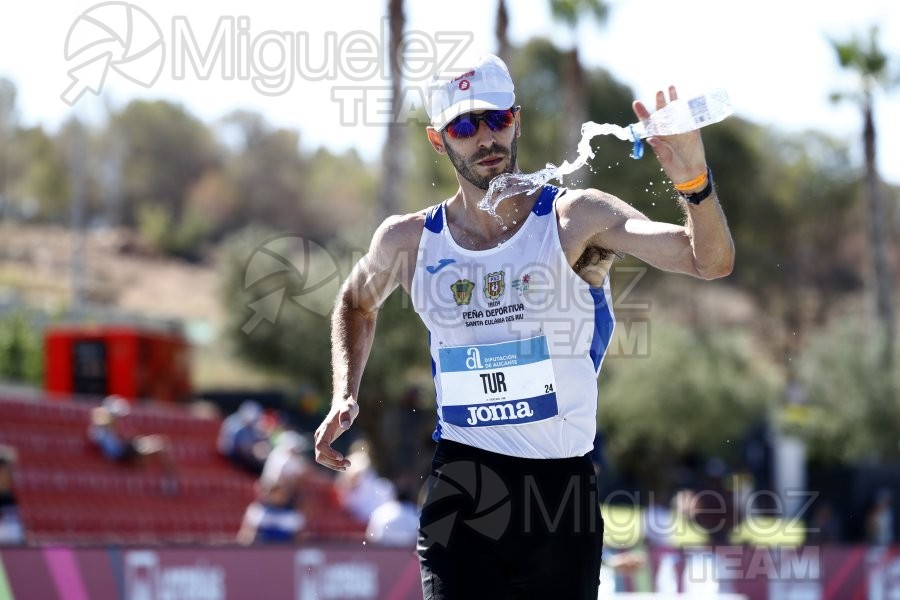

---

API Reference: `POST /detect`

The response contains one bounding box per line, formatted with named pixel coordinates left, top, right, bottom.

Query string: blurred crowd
left=1, top=395, right=896, bottom=556
left=87, top=395, right=179, bottom=494
left=0, top=444, right=24, bottom=544
left=221, top=399, right=419, bottom=547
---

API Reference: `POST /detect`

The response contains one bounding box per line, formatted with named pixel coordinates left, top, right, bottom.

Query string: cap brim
left=432, top=92, right=516, bottom=131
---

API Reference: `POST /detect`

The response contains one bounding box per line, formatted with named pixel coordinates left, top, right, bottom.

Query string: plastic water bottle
left=630, top=88, right=732, bottom=139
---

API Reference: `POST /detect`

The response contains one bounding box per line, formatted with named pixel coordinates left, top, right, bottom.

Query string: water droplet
left=512, top=220, right=517, bottom=225
left=502, top=225, right=508, bottom=231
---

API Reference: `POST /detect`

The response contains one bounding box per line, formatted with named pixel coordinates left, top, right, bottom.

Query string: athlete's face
left=431, top=109, right=520, bottom=191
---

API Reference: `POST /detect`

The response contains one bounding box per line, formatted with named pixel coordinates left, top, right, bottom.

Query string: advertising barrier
left=0, top=544, right=898, bottom=599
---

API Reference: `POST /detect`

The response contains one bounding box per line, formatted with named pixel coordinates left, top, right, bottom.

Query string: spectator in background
left=670, top=488, right=710, bottom=546
left=598, top=545, right=651, bottom=599
left=365, top=478, right=420, bottom=547
left=217, top=400, right=272, bottom=475
left=807, top=501, right=842, bottom=545
left=0, top=445, right=24, bottom=545
left=693, top=457, right=736, bottom=546
left=867, top=489, right=894, bottom=547
left=260, top=430, right=329, bottom=497
left=643, top=490, right=676, bottom=549
left=87, top=402, right=178, bottom=495
left=237, top=479, right=306, bottom=545
left=335, top=440, right=396, bottom=524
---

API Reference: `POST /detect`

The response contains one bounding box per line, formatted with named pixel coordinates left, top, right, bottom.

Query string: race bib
left=438, top=335, right=558, bottom=427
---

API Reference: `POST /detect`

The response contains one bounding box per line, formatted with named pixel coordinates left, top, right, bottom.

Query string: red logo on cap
left=458, top=80, right=470, bottom=91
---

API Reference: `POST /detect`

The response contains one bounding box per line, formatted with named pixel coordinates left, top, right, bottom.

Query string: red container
left=44, top=324, right=192, bottom=404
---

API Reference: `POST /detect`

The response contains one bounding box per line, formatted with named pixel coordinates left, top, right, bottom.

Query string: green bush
left=0, top=312, right=44, bottom=385
left=598, top=322, right=780, bottom=479
left=793, top=320, right=900, bottom=463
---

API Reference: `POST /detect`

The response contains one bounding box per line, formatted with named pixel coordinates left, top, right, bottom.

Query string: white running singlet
left=410, top=185, right=615, bottom=459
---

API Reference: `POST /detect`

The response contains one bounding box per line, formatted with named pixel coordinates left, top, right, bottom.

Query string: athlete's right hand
left=314, top=397, right=359, bottom=471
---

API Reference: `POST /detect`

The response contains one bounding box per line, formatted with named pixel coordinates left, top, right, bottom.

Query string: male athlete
left=315, top=53, right=734, bottom=599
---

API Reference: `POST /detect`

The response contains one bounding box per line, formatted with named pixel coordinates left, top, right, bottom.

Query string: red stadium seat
left=1, top=392, right=355, bottom=545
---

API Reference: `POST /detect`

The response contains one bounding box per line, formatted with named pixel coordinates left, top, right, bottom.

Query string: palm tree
left=495, top=0, right=511, bottom=65
left=0, top=78, right=16, bottom=220
left=367, top=0, right=407, bottom=472
left=377, top=0, right=406, bottom=223
left=548, top=0, right=608, bottom=156
left=830, top=26, right=897, bottom=368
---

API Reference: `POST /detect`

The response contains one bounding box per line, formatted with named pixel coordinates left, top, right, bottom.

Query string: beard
left=442, top=131, right=518, bottom=191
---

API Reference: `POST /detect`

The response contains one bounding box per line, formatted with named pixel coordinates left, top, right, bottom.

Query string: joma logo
left=466, top=402, right=534, bottom=425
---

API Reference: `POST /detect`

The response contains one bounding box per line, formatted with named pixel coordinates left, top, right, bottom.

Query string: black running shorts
left=417, top=439, right=604, bottom=600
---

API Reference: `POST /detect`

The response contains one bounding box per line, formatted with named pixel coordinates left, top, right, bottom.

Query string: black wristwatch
left=679, top=169, right=715, bottom=205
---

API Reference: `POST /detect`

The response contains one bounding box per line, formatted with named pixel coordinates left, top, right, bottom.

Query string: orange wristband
left=673, top=169, right=709, bottom=192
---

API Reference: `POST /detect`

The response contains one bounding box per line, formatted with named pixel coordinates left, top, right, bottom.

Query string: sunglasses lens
left=485, top=109, right=515, bottom=131
left=447, top=116, right=476, bottom=139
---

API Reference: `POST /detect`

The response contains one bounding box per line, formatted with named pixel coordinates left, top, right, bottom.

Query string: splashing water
left=478, top=122, right=636, bottom=217
left=477, top=164, right=559, bottom=216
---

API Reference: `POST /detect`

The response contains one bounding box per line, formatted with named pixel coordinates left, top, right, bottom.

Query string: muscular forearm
left=330, top=288, right=378, bottom=401
left=684, top=191, right=734, bottom=279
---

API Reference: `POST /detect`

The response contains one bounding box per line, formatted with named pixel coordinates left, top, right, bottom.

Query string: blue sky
left=2, top=0, right=899, bottom=184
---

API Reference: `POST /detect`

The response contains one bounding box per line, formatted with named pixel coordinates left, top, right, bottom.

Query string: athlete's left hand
left=632, top=86, right=708, bottom=190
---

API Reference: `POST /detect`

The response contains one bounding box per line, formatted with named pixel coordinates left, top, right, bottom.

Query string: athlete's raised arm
left=560, top=86, right=734, bottom=279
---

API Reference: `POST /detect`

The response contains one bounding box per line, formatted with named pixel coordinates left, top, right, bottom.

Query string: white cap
left=425, top=53, right=516, bottom=131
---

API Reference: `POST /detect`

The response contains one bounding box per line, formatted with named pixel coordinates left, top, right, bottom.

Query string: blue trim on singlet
left=428, top=330, right=443, bottom=441
left=531, top=185, right=559, bottom=216
left=424, top=203, right=444, bottom=233
left=429, top=332, right=436, bottom=380
left=589, top=286, right=615, bottom=371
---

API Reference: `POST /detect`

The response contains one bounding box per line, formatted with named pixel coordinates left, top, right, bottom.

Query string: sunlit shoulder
left=372, top=211, right=427, bottom=254
left=364, top=210, right=429, bottom=291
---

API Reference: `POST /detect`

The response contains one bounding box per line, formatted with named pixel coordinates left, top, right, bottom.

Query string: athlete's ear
left=515, top=111, right=522, bottom=138
left=426, top=127, right=446, bottom=154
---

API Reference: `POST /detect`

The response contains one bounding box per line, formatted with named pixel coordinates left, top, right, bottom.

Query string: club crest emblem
left=450, top=279, right=475, bottom=305
left=483, top=271, right=505, bottom=300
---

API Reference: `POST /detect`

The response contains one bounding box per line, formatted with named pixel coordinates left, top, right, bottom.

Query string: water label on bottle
left=688, top=95, right=711, bottom=125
